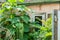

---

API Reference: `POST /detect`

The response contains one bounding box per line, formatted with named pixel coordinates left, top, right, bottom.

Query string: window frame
left=32, top=13, right=46, bottom=26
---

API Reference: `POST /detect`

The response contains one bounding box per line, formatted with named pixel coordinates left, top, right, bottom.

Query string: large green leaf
left=24, top=24, right=30, bottom=32
left=24, top=27, right=29, bottom=32
left=15, top=23, right=23, bottom=28
left=20, top=15, right=30, bottom=23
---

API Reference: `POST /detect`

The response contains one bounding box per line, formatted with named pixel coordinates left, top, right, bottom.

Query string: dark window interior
left=35, top=16, right=42, bottom=31
left=48, top=14, right=51, bottom=18
left=35, top=16, right=42, bottom=26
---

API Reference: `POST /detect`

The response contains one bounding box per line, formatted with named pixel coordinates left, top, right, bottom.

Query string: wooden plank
left=52, top=10, right=58, bottom=40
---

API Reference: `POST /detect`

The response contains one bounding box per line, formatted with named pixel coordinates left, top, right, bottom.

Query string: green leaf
left=0, top=38, right=3, bottom=40
left=40, top=27, right=47, bottom=31
left=8, top=0, right=16, bottom=3
left=0, top=9, right=5, bottom=14
left=15, top=23, right=23, bottom=28
left=24, top=27, right=29, bottom=32
left=15, top=23, right=24, bottom=40
left=2, top=3, right=6, bottom=7
left=7, top=17, right=20, bottom=24
left=24, top=24, right=30, bottom=32
left=16, top=5, right=25, bottom=11
left=30, top=23, right=40, bottom=28
left=10, top=15, right=13, bottom=19
left=21, top=15, right=30, bottom=23
left=19, top=0, right=24, bottom=2
left=24, top=34, right=28, bottom=40
left=10, top=28, right=15, bottom=35
left=45, top=32, right=52, bottom=37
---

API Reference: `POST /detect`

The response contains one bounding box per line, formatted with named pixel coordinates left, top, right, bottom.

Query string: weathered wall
left=26, top=3, right=59, bottom=20
left=27, top=3, right=59, bottom=14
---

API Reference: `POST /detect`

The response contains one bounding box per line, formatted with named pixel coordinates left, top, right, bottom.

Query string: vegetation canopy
left=0, top=0, right=52, bottom=40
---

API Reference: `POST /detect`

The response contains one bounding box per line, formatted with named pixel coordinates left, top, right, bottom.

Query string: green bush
left=0, top=0, right=33, bottom=40
left=39, top=17, right=52, bottom=40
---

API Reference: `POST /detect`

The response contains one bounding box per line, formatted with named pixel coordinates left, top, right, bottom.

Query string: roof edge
left=18, top=1, right=60, bottom=6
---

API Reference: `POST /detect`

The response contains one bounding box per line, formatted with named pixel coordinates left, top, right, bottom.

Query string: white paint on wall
left=52, top=10, right=54, bottom=40
left=58, top=10, right=60, bottom=40
left=0, top=0, right=6, bottom=2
